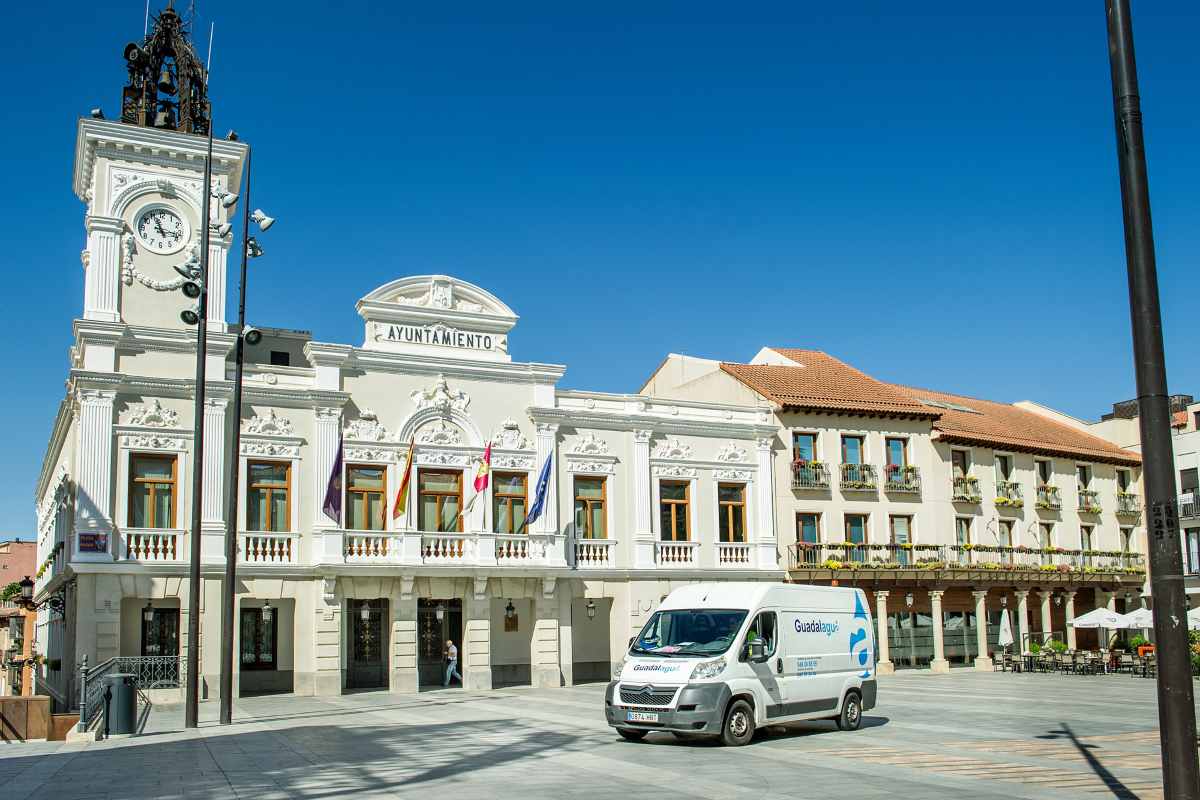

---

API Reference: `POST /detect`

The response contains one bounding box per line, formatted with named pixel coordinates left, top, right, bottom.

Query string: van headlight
left=613, top=655, right=628, bottom=680
left=689, top=657, right=726, bottom=681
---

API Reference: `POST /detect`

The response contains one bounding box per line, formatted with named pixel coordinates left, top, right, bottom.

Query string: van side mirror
left=747, top=640, right=766, bottom=662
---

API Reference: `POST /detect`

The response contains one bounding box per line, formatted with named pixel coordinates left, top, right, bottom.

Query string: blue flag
left=322, top=438, right=345, bottom=525
left=520, top=454, right=553, bottom=533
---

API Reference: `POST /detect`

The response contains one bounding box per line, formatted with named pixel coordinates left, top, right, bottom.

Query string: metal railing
left=791, top=462, right=831, bottom=490
left=1078, top=489, right=1102, bottom=514
left=1182, top=496, right=1200, bottom=520
left=1036, top=484, right=1062, bottom=510
left=77, top=655, right=183, bottom=733
left=1117, top=492, right=1142, bottom=515
left=952, top=476, right=982, bottom=502
left=840, top=463, right=878, bottom=491
left=996, top=480, right=1024, bottom=509
left=786, top=542, right=1145, bottom=575
left=884, top=465, right=921, bottom=493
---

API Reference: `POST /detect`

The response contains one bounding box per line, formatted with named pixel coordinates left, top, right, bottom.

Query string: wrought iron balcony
left=1116, top=492, right=1142, bottom=515
left=1036, top=484, right=1062, bottom=511
left=995, top=480, right=1024, bottom=510
left=1181, top=495, right=1200, bottom=520
left=840, top=463, right=878, bottom=491
left=791, top=461, right=831, bottom=490
left=884, top=464, right=921, bottom=493
left=952, top=475, right=982, bottom=503
left=1078, top=489, right=1102, bottom=514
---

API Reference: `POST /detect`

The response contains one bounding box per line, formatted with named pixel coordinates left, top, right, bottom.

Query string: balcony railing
left=1182, top=496, right=1200, bottom=520
left=995, top=480, right=1024, bottom=510
left=575, top=538, right=616, bottom=568
left=840, top=463, right=878, bottom=491
left=656, top=540, right=699, bottom=566
left=786, top=542, right=1145, bottom=577
left=122, top=529, right=182, bottom=562
left=422, top=534, right=472, bottom=563
left=1116, top=492, right=1142, bottom=515
left=344, top=531, right=396, bottom=561
left=240, top=532, right=297, bottom=564
left=884, top=465, right=921, bottom=493
left=791, top=461, right=831, bottom=490
left=1036, top=484, right=1062, bottom=511
left=952, top=476, right=982, bottom=503
left=1078, top=489, right=1102, bottom=514
left=715, top=541, right=753, bottom=566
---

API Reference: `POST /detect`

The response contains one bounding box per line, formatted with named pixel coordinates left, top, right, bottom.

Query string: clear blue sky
left=2, top=2, right=1199, bottom=536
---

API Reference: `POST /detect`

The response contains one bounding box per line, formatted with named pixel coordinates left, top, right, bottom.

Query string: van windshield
left=631, top=609, right=748, bottom=657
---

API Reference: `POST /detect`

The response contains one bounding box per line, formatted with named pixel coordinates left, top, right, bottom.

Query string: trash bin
left=103, top=673, right=137, bottom=735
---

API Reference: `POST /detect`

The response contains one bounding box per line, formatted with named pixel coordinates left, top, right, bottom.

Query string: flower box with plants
left=1035, top=499, right=1061, bottom=511
left=994, top=496, right=1024, bottom=509
left=1079, top=504, right=1103, bottom=515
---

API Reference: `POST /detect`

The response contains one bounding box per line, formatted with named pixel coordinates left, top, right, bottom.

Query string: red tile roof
left=720, top=350, right=940, bottom=419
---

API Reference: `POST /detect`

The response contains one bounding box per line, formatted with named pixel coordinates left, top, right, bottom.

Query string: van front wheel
left=721, top=699, right=756, bottom=746
left=837, top=691, right=862, bottom=731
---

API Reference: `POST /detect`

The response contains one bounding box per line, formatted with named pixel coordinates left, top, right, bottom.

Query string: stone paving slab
left=1, top=671, right=1194, bottom=799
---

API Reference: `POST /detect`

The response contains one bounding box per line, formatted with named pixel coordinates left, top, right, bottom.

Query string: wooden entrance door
left=348, top=599, right=388, bottom=689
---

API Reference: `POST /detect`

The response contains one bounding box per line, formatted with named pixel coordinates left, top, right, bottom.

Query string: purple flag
left=322, top=438, right=344, bottom=525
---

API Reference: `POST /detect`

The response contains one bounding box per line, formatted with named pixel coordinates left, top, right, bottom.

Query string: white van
left=605, top=582, right=876, bottom=746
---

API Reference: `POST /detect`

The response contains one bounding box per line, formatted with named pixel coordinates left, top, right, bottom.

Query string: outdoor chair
left=1118, top=653, right=1134, bottom=675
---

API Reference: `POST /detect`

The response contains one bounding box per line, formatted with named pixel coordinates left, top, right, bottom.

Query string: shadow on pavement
left=1038, top=723, right=1140, bottom=800
left=637, top=715, right=889, bottom=746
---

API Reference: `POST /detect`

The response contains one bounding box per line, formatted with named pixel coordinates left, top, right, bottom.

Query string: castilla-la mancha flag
left=474, top=443, right=492, bottom=493
left=391, top=437, right=416, bottom=519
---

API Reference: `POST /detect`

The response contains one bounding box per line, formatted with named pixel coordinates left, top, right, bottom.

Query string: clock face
left=134, top=205, right=189, bottom=254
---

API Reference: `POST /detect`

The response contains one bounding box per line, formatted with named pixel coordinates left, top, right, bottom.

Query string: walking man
left=444, top=638, right=463, bottom=687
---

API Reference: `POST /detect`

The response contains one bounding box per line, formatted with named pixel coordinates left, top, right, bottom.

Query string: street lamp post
left=219, top=140, right=274, bottom=726
left=1104, top=2, right=1200, bottom=797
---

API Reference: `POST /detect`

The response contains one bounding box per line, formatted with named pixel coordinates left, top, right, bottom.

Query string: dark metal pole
left=1105, top=3, right=1200, bottom=797
left=219, top=146, right=252, bottom=726
left=185, top=123, right=215, bottom=729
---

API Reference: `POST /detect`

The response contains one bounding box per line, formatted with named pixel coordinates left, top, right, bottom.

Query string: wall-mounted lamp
left=143, top=602, right=155, bottom=623
left=435, top=603, right=445, bottom=622
left=360, top=602, right=370, bottom=623
left=586, top=599, right=597, bottom=620
left=505, top=600, right=516, bottom=621
left=262, top=600, right=274, bottom=623
left=904, top=592, right=914, bottom=608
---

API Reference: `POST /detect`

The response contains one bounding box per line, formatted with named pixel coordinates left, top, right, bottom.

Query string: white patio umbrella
left=1123, top=607, right=1154, bottom=629
left=1187, top=606, right=1200, bottom=631
left=998, top=609, right=1014, bottom=649
left=1069, top=607, right=1131, bottom=629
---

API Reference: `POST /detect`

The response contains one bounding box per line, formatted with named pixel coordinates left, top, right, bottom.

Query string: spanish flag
left=474, top=443, right=492, bottom=492
left=391, top=437, right=416, bottom=519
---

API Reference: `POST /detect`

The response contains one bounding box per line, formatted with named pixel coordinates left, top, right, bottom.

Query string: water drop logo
left=849, top=592, right=872, bottom=678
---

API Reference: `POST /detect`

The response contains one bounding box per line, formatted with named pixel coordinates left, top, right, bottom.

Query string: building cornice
left=528, top=406, right=777, bottom=439
left=346, top=346, right=566, bottom=384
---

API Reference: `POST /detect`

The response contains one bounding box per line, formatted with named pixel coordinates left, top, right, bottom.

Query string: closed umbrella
left=998, top=609, right=1014, bottom=649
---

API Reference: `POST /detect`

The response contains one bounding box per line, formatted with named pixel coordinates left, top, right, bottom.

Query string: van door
left=777, top=609, right=843, bottom=719
left=743, top=610, right=784, bottom=718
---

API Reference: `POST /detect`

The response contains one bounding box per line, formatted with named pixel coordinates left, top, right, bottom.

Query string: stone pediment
left=356, top=275, right=518, bottom=363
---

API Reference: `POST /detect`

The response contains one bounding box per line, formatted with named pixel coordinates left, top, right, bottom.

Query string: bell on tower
left=120, top=1, right=210, bottom=135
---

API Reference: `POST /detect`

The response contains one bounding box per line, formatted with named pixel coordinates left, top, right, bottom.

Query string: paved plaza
left=1, top=671, right=1192, bottom=800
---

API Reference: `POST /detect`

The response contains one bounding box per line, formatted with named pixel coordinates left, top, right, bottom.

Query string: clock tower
left=72, top=2, right=246, bottom=362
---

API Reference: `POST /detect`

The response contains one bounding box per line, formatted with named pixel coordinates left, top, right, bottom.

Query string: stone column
left=1063, top=591, right=1078, bottom=650
left=534, top=423, right=560, bottom=535
left=972, top=590, right=992, bottom=671
left=464, top=583, right=493, bottom=691
left=532, top=579, right=562, bottom=688
left=875, top=591, right=893, bottom=675
left=1039, top=591, right=1054, bottom=646
left=632, top=429, right=656, bottom=568
left=1015, top=590, right=1031, bottom=653
left=312, top=408, right=342, bottom=533
left=74, top=389, right=116, bottom=561
left=83, top=216, right=123, bottom=322
left=754, top=436, right=778, bottom=569
left=929, top=590, right=949, bottom=673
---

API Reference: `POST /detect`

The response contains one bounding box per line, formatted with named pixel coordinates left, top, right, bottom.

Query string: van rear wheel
left=617, top=728, right=647, bottom=742
left=720, top=699, right=756, bottom=746
left=837, top=691, right=862, bottom=731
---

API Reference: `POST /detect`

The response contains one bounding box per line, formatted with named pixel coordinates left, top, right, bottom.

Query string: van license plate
left=626, top=711, right=659, bottom=723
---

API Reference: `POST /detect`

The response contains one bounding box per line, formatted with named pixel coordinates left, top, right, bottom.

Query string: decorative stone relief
left=345, top=409, right=393, bottom=442
left=416, top=419, right=463, bottom=446
left=120, top=233, right=201, bottom=291
left=411, top=374, right=470, bottom=414
left=491, top=419, right=531, bottom=450
left=536, top=422, right=559, bottom=436
left=121, top=434, right=185, bottom=451
left=571, top=432, right=610, bottom=456
left=715, top=442, right=748, bottom=463
left=565, top=458, right=615, bottom=475
left=473, top=577, right=489, bottom=600
left=243, top=409, right=294, bottom=436
left=493, top=453, right=535, bottom=470
left=393, top=277, right=485, bottom=313
left=633, top=429, right=653, bottom=444
left=345, top=447, right=396, bottom=463
left=715, top=468, right=753, bottom=481
left=652, top=436, right=693, bottom=460
left=652, top=463, right=698, bottom=479
left=242, top=440, right=300, bottom=458
left=416, top=449, right=470, bottom=467
left=127, top=399, right=180, bottom=428
left=542, top=577, right=557, bottom=599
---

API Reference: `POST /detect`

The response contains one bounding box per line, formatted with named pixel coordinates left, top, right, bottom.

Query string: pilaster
left=464, top=582, right=492, bottom=691
left=534, top=423, right=559, bottom=534
left=532, top=580, right=561, bottom=688
left=83, top=216, right=123, bottom=322
left=205, top=238, right=229, bottom=332
left=73, top=389, right=116, bottom=561
left=929, top=590, right=949, bottom=673
left=312, top=408, right=342, bottom=532
left=632, top=429, right=655, bottom=568
left=390, top=591, right=419, bottom=694
left=201, top=398, right=227, bottom=524
left=874, top=591, right=893, bottom=675
left=754, top=436, right=778, bottom=569
left=313, top=577, right=342, bottom=695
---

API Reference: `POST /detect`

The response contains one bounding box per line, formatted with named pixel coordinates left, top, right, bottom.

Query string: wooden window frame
left=128, top=453, right=178, bottom=529
left=493, top=471, right=529, bottom=535
left=1076, top=464, right=1092, bottom=489
left=844, top=513, right=868, bottom=544
left=418, top=469, right=464, bottom=533
left=573, top=476, right=607, bottom=540
left=239, top=606, right=278, bottom=672
left=792, top=432, right=818, bottom=462
left=718, top=482, right=747, bottom=543
left=888, top=514, right=912, bottom=545
left=998, top=519, right=1013, bottom=547
left=1116, top=469, right=1130, bottom=493
left=659, top=480, right=691, bottom=542
left=951, top=449, right=970, bottom=478
left=246, top=459, right=292, bottom=533
left=955, top=516, right=972, bottom=547
left=345, top=463, right=387, bottom=532
left=885, top=437, right=907, bottom=468
left=841, top=435, right=865, bottom=465
left=995, top=453, right=1013, bottom=481
left=1035, top=459, right=1052, bottom=486
left=796, top=512, right=821, bottom=545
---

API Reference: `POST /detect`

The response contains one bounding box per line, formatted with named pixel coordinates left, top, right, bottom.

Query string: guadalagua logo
left=632, top=663, right=683, bottom=672
left=794, top=619, right=839, bottom=637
